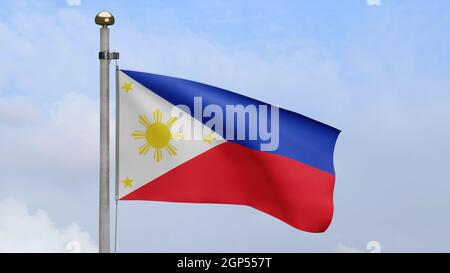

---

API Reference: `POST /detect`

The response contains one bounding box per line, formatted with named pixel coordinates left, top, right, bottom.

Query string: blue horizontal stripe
left=122, top=70, right=340, bottom=174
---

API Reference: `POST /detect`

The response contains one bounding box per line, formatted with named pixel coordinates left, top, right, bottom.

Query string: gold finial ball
left=95, top=11, right=115, bottom=26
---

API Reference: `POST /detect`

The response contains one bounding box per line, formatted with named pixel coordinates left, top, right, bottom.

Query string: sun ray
left=138, top=143, right=151, bottom=155
left=166, top=117, right=177, bottom=128
left=138, top=115, right=152, bottom=127
left=154, top=148, right=163, bottom=162
left=165, top=143, right=177, bottom=156
left=172, top=132, right=184, bottom=141
left=154, top=109, right=162, bottom=123
left=131, top=130, right=146, bottom=140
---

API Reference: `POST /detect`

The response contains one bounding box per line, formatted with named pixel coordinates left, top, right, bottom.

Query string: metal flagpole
left=95, top=11, right=119, bottom=253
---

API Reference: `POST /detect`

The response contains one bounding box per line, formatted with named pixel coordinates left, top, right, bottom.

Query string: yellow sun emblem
left=131, top=109, right=183, bottom=163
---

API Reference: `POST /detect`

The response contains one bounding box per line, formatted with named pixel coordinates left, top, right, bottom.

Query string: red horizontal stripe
left=121, top=142, right=335, bottom=232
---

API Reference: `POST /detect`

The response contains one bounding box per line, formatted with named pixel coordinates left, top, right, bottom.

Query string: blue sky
left=1, top=0, right=450, bottom=252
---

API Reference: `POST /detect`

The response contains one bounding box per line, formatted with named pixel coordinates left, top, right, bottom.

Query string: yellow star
left=122, top=82, right=133, bottom=93
left=122, top=176, right=134, bottom=188
left=203, top=133, right=216, bottom=144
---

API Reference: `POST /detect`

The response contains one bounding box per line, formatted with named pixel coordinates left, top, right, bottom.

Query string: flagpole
left=114, top=63, right=120, bottom=253
left=95, top=11, right=119, bottom=253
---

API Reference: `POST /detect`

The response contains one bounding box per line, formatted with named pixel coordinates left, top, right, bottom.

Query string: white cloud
left=0, top=97, right=41, bottom=125
left=50, top=92, right=99, bottom=147
left=0, top=7, right=97, bottom=101
left=0, top=92, right=100, bottom=180
left=0, top=198, right=97, bottom=253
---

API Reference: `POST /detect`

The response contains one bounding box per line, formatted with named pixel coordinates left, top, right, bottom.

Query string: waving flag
left=117, top=70, right=340, bottom=232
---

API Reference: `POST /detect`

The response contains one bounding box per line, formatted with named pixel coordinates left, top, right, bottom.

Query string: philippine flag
left=117, top=70, right=340, bottom=233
